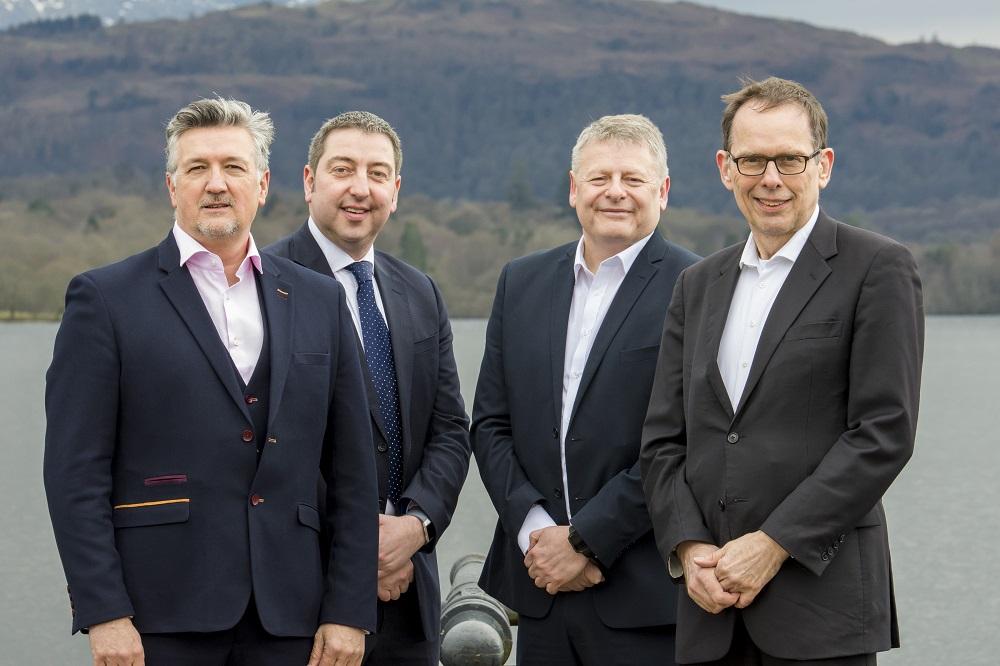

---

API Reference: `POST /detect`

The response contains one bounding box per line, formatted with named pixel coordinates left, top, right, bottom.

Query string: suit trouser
left=363, top=587, right=437, bottom=666
left=140, top=596, right=313, bottom=666
left=516, top=587, right=677, bottom=666
left=698, top=613, right=877, bottom=666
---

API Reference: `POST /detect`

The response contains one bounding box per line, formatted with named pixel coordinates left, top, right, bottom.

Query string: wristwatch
left=567, top=525, right=596, bottom=560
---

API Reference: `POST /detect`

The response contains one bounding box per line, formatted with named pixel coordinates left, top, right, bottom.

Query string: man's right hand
left=677, top=540, right=739, bottom=614
left=556, top=561, right=605, bottom=593
left=88, top=617, right=144, bottom=666
left=377, top=558, right=414, bottom=602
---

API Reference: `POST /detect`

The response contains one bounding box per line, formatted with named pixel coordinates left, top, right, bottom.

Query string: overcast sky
left=691, top=0, right=1000, bottom=48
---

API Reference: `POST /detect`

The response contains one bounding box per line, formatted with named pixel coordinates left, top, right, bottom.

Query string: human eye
left=187, top=164, right=206, bottom=174
left=225, top=163, right=248, bottom=173
left=331, top=165, right=351, bottom=177
left=370, top=169, right=389, bottom=181
left=777, top=155, right=805, bottom=169
left=739, top=155, right=766, bottom=169
left=588, top=176, right=608, bottom=185
left=625, top=176, right=646, bottom=185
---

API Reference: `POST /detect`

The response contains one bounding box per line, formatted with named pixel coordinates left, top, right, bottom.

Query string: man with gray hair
left=267, top=110, right=471, bottom=665
left=44, top=97, right=379, bottom=666
left=472, top=114, right=699, bottom=664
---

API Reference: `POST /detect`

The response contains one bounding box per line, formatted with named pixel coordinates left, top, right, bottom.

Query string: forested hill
left=2, top=0, right=998, bottom=242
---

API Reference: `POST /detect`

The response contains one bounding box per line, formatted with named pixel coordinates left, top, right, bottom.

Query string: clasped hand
left=377, top=513, right=426, bottom=602
left=523, top=526, right=604, bottom=595
left=678, top=531, right=788, bottom=614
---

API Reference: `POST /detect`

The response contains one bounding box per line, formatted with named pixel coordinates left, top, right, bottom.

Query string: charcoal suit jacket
left=266, top=222, right=471, bottom=643
left=472, top=232, right=699, bottom=628
left=640, top=211, right=924, bottom=662
left=44, top=232, right=379, bottom=636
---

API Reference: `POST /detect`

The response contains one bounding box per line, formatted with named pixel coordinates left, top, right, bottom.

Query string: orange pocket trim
left=113, top=498, right=190, bottom=509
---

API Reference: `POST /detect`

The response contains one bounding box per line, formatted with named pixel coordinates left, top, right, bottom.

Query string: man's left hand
left=694, top=531, right=788, bottom=609
left=307, top=623, right=365, bottom=666
left=378, top=513, right=425, bottom=577
left=523, top=525, right=590, bottom=595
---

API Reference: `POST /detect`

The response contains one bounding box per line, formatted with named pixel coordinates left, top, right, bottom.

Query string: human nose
left=347, top=171, right=370, bottom=198
left=605, top=175, right=626, bottom=199
left=205, top=166, right=228, bottom=192
left=758, top=160, right=784, bottom=187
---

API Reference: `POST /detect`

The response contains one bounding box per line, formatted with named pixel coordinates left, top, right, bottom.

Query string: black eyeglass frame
left=726, top=149, right=823, bottom=176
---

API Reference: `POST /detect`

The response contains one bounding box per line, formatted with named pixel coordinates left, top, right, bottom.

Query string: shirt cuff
left=517, top=504, right=557, bottom=554
left=668, top=550, right=684, bottom=579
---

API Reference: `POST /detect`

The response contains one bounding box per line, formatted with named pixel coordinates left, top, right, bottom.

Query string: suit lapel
left=157, top=234, right=250, bottom=422
left=375, top=255, right=416, bottom=467
left=549, top=248, right=576, bottom=431
left=568, top=235, right=663, bottom=424
left=258, top=258, right=293, bottom=427
left=705, top=252, right=742, bottom=420
left=735, top=214, right=837, bottom=415
left=288, top=221, right=335, bottom=278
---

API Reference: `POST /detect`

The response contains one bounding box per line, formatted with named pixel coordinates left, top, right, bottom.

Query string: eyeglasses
left=727, top=149, right=822, bottom=176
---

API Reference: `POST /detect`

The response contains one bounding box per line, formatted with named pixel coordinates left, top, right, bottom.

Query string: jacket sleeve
left=471, top=264, right=547, bottom=539
left=399, top=277, right=471, bottom=551
left=319, top=285, right=380, bottom=631
left=43, top=273, right=136, bottom=633
left=760, top=242, right=924, bottom=575
left=640, top=271, right=717, bottom=566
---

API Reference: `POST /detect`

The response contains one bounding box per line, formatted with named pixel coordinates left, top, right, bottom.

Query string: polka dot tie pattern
left=346, top=261, right=404, bottom=504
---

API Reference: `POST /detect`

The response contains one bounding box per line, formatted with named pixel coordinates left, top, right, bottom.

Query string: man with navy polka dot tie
left=267, top=111, right=471, bottom=666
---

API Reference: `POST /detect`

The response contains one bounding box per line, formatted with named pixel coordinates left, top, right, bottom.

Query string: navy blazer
left=641, top=212, right=924, bottom=662
left=44, top=233, right=379, bottom=636
left=266, top=222, right=471, bottom=642
left=472, top=233, right=699, bottom=628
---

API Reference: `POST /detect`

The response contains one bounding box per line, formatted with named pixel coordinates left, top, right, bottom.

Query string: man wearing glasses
left=640, top=77, right=924, bottom=664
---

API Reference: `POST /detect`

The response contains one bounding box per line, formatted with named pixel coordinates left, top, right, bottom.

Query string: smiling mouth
left=755, top=198, right=789, bottom=209
left=342, top=206, right=370, bottom=214
left=201, top=202, right=231, bottom=210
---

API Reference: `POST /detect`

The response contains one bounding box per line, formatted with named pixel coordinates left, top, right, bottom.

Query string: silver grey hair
left=570, top=114, right=669, bottom=179
left=165, top=97, right=274, bottom=176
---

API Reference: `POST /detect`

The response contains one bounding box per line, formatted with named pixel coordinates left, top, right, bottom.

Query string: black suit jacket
left=44, top=233, right=379, bottom=636
left=640, top=212, right=924, bottom=662
left=472, top=233, right=699, bottom=628
left=266, top=222, right=471, bottom=642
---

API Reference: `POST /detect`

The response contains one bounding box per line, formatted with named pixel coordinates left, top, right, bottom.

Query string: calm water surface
left=1, top=317, right=997, bottom=664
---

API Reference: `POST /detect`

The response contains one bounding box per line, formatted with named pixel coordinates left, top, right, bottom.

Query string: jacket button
left=832, top=542, right=840, bottom=551
left=727, top=432, right=739, bottom=444
left=554, top=488, right=563, bottom=499
left=552, top=428, right=558, bottom=439
left=250, top=494, right=263, bottom=506
left=241, top=429, right=254, bottom=442
left=821, top=551, right=830, bottom=561
left=839, top=534, right=846, bottom=542
left=245, top=394, right=258, bottom=405
left=376, top=442, right=388, bottom=453
left=718, top=498, right=726, bottom=511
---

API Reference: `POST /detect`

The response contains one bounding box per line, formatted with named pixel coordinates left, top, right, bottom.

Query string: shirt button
left=741, top=361, right=749, bottom=368
left=727, top=432, right=740, bottom=444
left=241, top=429, right=254, bottom=443
left=749, top=321, right=757, bottom=328
left=573, top=371, right=582, bottom=378
left=250, top=494, right=263, bottom=506
left=232, top=338, right=240, bottom=347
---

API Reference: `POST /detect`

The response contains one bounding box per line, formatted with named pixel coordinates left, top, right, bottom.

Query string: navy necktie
left=346, top=261, right=403, bottom=504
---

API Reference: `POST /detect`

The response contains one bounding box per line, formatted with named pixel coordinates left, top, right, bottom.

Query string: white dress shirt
left=172, top=222, right=263, bottom=385
left=307, top=218, right=425, bottom=522
left=717, top=206, right=820, bottom=410
left=517, top=233, right=654, bottom=553
left=307, top=217, right=388, bottom=346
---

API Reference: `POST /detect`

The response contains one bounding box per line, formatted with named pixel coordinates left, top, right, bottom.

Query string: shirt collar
left=739, top=205, right=820, bottom=270
left=172, top=221, right=262, bottom=274
left=573, top=232, right=654, bottom=279
left=307, top=217, right=376, bottom=274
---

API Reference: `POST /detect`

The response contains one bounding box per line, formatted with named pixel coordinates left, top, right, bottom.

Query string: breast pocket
left=619, top=345, right=660, bottom=366
left=785, top=320, right=842, bottom=341
left=293, top=352, right=330, bottom=366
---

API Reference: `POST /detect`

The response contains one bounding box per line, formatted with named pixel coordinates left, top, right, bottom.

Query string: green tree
left=399, top=222, right=428, bottom=271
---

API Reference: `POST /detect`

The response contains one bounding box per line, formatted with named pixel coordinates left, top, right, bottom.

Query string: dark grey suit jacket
left=472, top=233, right=699, bottom=628
left=266, top=222, right=471, bottom=642
left=640, top=211, right=924, bottom=662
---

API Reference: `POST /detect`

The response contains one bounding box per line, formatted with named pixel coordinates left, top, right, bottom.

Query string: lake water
left=1, top=317, right=997, bottom=664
